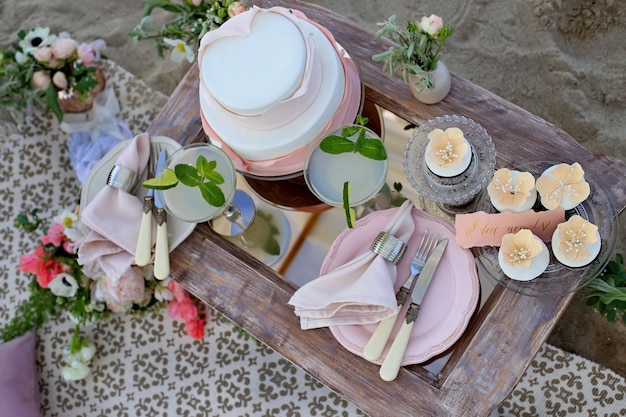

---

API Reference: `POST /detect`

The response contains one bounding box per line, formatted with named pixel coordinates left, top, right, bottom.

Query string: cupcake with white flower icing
left=424, top=127, right=471, bottom=177
left=552, top=215, right=600, bottom=267
left=487, top=168, right=537, bottom=213
left=498, top=229, right=550, bottom=281
left=535, top=162, right=590, bottom=210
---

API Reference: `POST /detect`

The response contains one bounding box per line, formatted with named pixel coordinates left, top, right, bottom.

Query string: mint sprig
left=144, top=155, right=226, bottom=208
left=318, top=115, right=387, bottom=161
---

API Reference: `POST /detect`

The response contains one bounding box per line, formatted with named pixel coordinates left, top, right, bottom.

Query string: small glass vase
left=407, top=61, right=451, bottom=104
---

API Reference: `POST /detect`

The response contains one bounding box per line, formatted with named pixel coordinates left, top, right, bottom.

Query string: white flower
left=48, top=273, right=78, bottom=297
left=51, top=37, right=78, bottom=60
left=19, top=27, right=57, bottom=55
left=418, top=14, right=444, bottom=37
left=155, top=282, right=173, bottom=302
left=61, top=360, right=91, bottom=381
left=163, top=38, right=194, bottom=63
left=15, top=52, right=28, bottom=65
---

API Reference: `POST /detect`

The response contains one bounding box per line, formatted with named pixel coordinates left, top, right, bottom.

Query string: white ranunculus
left=61, top=360, right=90, bottom=381
left=163, top=38, right=194, bottom=63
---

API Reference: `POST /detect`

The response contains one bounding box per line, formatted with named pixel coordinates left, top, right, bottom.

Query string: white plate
left=79, top=136, right=196, bottom=252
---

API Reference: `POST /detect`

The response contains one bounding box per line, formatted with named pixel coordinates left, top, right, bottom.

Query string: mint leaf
left=319, top=135, right=355, bottom=154
left=359, top=138, right=388, bottom=160
left=198, top=182, right=226, bottom=207
left=196, top=155, right=216, bottom=177
left=353, top=128, right=367, bottom=153
left=175, top=164, right=202, bottom=187
left=204, top=169, right=225, bottom=185
left=341, top=125, right=361, bottom=137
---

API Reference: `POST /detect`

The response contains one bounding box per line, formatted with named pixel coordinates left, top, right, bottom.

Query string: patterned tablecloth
left=0, top=60, right=624, bottom=417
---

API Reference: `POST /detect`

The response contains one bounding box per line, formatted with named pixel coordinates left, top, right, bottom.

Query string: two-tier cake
left=197, top=6, right=361, bottom=177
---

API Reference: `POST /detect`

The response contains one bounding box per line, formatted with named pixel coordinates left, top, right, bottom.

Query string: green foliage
left=585, top=253, right=626, bottom=324
left=372, top=14, right=454, bottom=91
left=318, top=115, right=387, bottom=161
left=0, top=281, right=59, bottom=342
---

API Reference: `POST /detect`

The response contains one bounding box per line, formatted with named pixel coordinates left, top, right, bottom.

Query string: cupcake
left=487, top=168, right=537, bottom=213
left=424, top=127, right=471, bottom=177
left=498, top=229, right=550, bottom=281
left=552, top=215, right=601, bottom=267
left=535, top=162, right=590, bottom=210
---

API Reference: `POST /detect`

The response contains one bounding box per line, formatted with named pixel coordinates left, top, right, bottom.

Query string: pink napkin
left=288, top=200, right=415, bottom=330
left=77, top=132, right=151, bottom=283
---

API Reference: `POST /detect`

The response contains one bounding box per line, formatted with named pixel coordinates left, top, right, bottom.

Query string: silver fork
left=363, top=230, right=438, bottom=362
left=134, top=142, right=161, bottom=266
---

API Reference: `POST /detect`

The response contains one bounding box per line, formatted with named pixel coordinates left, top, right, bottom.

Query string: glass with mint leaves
left=304, top=116, right=389, bottom=228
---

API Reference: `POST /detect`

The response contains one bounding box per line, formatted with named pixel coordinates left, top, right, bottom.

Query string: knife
left=134, top=185, right=155, bottom=267
left=379, top=238, right=448, bottom=382
left=153, top=149, right=170, bottom=280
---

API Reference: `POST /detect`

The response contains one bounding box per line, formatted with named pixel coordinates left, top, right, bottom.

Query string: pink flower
left=52, top=71, right=68, bottom=89
left=228, top=1, right=246, bottom=18
left=77, top=40, right=105, bottom=65
left=106, top=266, right=146, bottom=304
left=185, top=316, right=206, bottom=339
left=33, top=46, right=52, bottom=62
left=419, top=14, right=444, bottom=37
left=51, top=38, right=78, bottom=60
left=19, top=246, right=71, bottom=288
left=167, top=280, right=188, bottom=301
left=41, top=223, right=65, bottom=247
left=32, top=71, right=51, bottom=90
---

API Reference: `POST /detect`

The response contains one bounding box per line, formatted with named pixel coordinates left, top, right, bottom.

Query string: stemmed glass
left=303, top=123, right=389, bottom=225
left=156, top=143, right=288, bottom=263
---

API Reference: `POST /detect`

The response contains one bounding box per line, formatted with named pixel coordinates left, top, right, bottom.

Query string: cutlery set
left=367, top=229, right=448, bottom=381
left=134, top=147, right=170, bottom=279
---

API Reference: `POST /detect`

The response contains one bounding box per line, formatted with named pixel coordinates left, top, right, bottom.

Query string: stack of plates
left=198, top=6, right=362, bottom=178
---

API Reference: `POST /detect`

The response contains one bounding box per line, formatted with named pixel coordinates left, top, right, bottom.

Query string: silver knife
left=379, top=238, right=448, bottom=381
left=152, top=149, right=170, bottom=280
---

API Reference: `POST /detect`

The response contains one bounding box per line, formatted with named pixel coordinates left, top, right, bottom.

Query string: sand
left=1, top=0, right=625, bottom=376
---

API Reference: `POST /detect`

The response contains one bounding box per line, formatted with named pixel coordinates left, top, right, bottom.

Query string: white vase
left=407, top=61, right=451, bottom=104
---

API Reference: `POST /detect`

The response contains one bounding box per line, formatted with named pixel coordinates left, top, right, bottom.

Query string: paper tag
left=455, top=209, right=565, bottom=248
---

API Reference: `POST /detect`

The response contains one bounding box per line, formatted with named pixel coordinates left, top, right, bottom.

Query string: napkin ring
left=370, top=232, right=407, bottom=264
left=107, top=165, right=137, bottom=193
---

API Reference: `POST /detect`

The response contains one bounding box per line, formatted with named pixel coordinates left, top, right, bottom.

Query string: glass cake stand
left=473, top=160, right=619, bottom=297
left=402, top=115, right=496, bottom=222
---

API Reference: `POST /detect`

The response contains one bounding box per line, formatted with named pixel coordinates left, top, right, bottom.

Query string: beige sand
left=1, top=0, right=625, bottom=375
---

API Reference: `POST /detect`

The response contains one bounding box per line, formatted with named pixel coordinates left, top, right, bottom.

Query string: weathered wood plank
left=146, top=1, right=626, bottom=415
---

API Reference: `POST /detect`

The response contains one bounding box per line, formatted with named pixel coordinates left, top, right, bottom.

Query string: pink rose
left=52, top=71, right=68, bottom=89
left=106, top=266, right=146, bottom=304
left=77, top=40, right=105, bottom=65
left=32, top=71, right=51, bottom=90
left=19, top=245, right=71, bottom=288
left=33, top=46, right=52, bottom=62
left=228, top=1, right=246, bottom=18
left=51, top=38, right=78, bottom=60
left=41, top=223, right=65, bottom=247
left=185, top=316, right=206, bottom=339
left=419, top=14, right=444, bottom=36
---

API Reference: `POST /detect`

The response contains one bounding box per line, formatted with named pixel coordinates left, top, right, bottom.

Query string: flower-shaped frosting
left=426, top=127, right=469, bottom=167
left=500, top=229, right=544, bottom=268
left=488, top=168, right=535, bottom=208
left=535, top=163, right=590, bottom=210
left=555, top=215, right=598, bottom=262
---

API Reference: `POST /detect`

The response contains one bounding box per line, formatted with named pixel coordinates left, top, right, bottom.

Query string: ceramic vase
left=407, top=61, right=451, bottom=104
left=57, top=67, right=106, bottom=113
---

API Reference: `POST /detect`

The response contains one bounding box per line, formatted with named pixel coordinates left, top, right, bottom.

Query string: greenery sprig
left=143, top=154, right=226, bottom=208
left=585, top=253, right=626, bottom=324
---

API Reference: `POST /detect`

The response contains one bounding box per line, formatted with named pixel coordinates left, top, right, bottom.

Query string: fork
left=363, top=230, right=438, bottom=362
left=134, top=142, right=161, bottom=266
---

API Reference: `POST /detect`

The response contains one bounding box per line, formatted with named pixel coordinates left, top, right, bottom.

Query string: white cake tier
left=200, top=18, right=345, bottom=162
left=200, top=9, right=308, bottom=117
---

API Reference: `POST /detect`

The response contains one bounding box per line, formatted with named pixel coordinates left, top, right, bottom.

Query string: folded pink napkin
left=77, top=132, right=151, bottom=282
left=288, top=200, right=415, bottom=330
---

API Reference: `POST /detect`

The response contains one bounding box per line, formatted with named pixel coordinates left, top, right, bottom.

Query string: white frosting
left=552, top=227, right=601, bottom=268
left=201, top=11, right=307, bottom=116
left=487, top=170, right=537, bottom=213
left=200, top=19, right=345, bottom=161
left=424, top=138, right=472, bottom=177
left=498, top=237, right=550, bottom=281
left=538, top=165, right=588, bottom=210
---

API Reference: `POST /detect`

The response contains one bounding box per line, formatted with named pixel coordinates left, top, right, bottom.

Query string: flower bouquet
left=129, top=0, right=247, bottom=64
left=1, top=207, right=206, bottom=381
left=0, top=27, right=107, bottom=122
left=372, top=14, right=454, bottom=96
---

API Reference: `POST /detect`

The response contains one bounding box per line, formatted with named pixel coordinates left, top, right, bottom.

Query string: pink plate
left=326, top=207, right=480, bottom=365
